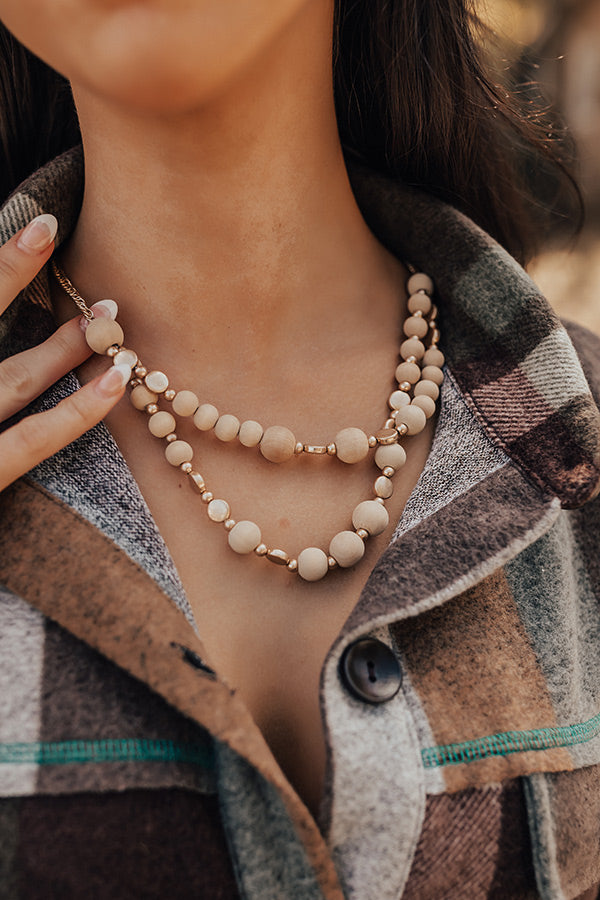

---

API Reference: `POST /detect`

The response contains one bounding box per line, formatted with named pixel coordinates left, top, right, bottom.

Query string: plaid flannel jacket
left=1, top=149, right=600, bottom=900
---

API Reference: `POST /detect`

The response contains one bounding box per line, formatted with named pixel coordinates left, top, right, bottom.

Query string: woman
left=0, top=1, right=599, bottom=897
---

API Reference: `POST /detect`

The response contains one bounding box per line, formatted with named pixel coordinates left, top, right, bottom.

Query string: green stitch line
left=422, top=710, right=600, bottom=768
left=0, top=738, right=214, bottom=768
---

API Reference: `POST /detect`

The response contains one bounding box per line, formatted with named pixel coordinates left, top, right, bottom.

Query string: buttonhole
left=367, top=660, right=377, bottom=683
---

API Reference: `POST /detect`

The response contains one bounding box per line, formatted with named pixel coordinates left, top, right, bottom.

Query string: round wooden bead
left=388, top=390, right=411, bottom=410
left=394, top=405, right=427, bottom=435
left=407, top=293, right=432, bottom=315
left=400, top=338, right=425, bottom=361
left=260, top=425, right=296, bottom=463
left=165, top=440, right=193, bottom=466
left=411, top=394, right=436, bottom=418
left=297, top=547, right=329, bottom=582
left=374, top=443, right=407, bottom=471
left=228, top=520, right=262, bottom=554
left=414, top=379, right=440, bottom=401
left=421, top=365, right=444, bottom=386
left=148, top=411, right=176, bottom=437
left=329, top=531, right=365, bottom=568
left=193, top=403, right=219, bottom=431
left=172, top=390, right=199, bottom=417
left=407, top=272, right=434, bottom=295
left=85, top=318, right=124, bottom=354
left=239, top=420, right=264, bottom=447
left=395, top=361, right=421, bottom=384
left=130, top=384, right=158, bottom=410
left=214, top=414, right=240, bottom=442
left=207, top=499, right=230, bottom=522
left=374, top=475, right=394, bottom=499
left=335, top=427, right=370, bottom=464
left=423, top=348, right=445, bottom=368
left=403, top=316, right=429, bottom=339
left=352, top=500, right=389, bottom=536
left=145, top=370, right=169, bottom=393
left=112, top=347, right=138, bottom=369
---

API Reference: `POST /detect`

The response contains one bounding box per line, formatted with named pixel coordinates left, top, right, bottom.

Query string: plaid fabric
left=1, top=149, right=600, bottom=900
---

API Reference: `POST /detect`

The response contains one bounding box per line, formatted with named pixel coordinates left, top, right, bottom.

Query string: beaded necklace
left=52, top=260, right=444, bottom=582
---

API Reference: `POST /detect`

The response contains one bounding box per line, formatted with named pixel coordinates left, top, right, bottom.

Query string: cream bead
left=411, top=394, right=436, bottom=418
left=228, top=520, right=262, bottom=554
left=112, top=347, right=138, bottom=369
left=193, top=403, right=219, bottom=431
left=207, top=499, right=231, bottom=522
left=403, top=316, right=429, bottom=339
left=145, top=370, right=169, bottom=393
left=374, top=475, right=394, bottom=499
left=172, top=390, right=199, bottom=417
left=214, top=414, right=240, bottom=442
left=130, top=384, right=158, bottom=410
left=329, top=531, right=365, bottom=568
left=165, top=440, right=193, bottom=466
left=414, top=379, right=440, bottom=401
left=421, top=365, right=444, bottom=386
left=239, top=420, right=264, bottom=447
left=395, top=361, right=421, bottom=384
left=423, top=348, right=445, bottom=368
left=334, top=427, right=370, bottom=464
left=394, top=405, right=427, bottom=435
left=148, top=411, right=177, bottom=437
left=352, top=500, right=389, bottom=535
left=374, top=443, right=407, bottom=471
left=85, top=318, right=124, bottom=354
left=407, top=272, right=434, bottom=295
left=400, top=338, right=425, bottom=361
left=297, top=547, right=329, bottom=582
left=407, top=293, right=432, bottom=315
left=260, top=425, right=296, bottom=463
left=388, top=390, right=411, bottom=410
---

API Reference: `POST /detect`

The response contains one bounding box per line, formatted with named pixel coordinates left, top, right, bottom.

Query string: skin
left=0, top=0, right=436, bottom=817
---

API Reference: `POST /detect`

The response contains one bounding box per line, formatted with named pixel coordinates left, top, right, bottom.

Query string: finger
left=0, top=364, right=132, bottom=492
left=0, top=300, right=119, bottom=423
left=0, top=214, right=58, bottom=314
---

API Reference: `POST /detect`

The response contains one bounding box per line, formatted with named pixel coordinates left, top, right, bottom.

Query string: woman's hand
left=0, top=214, right=129, bottom=491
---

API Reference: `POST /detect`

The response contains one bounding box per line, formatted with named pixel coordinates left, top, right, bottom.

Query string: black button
left=339, top=638, right=402, bottom=704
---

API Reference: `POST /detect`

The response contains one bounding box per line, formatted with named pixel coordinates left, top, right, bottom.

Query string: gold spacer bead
left=375, top=497, right=386, bottom=505
left=164, top=389, right=176, bottom=402
left=368, top=435, right=377, bottom=448
left=266, top=548, right=290, bottom=566
left=356, top=528, right=369, bottom=540
left=382, top=466, right=396, bottom=478
left=376, top=428, right=398, bottom=445
left=255, top=543, right=268, bottom=556
left=188, top=471, right=206, bottom=493
left=399, top=381, right=412, bottom=392
left=431, top=328, right=441, bottom=344
left=413, top=309, right=424, bottom=318
left=135, top=365, right=147, bottom=378
left=303, top=444, right=328, bottom=455
left=328, top=556, right=338, bottom=569
left=180, top=462, right=193, bottom=474
left=145, top=403, right=159, bottom=415
left=166, top=432, right=178, bottom=443
left=327, top=443, right=337, bottom=456
left=294, top=442, right=305, bottom=455
left=385, top=418, right=396, bottom=429
left=406, top=356, right=418, bottom=365
left=224, top=519, right=236, bottom=531
left=129, top=378, right=142, bottom=388
left=287, top=558, right=298, bottom=572
left=396, top=423, right=409, bottom=436
left=106, top=346, right=119, bottom=358
left=201, top=491, right=214, bottom=504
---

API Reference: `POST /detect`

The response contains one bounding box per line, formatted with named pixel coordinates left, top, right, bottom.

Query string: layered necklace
left=52, top=260, right=444, bottom=582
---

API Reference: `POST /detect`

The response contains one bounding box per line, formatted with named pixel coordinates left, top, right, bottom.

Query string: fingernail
left=79, top=300, right=119, bottom=332
left=17, top=213, right=58, bottom=253
left=97, top=363, right=131, bottom=397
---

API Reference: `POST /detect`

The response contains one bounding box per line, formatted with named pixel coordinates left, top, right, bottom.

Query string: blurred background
left=479, top=0, right=600, bottom=332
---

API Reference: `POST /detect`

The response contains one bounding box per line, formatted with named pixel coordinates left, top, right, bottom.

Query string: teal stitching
left=0, top=738, right=214, bottom=768
left=422, top=710, right=600, bottom=768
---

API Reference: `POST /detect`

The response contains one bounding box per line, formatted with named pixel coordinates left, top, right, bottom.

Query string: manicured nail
left=97, top=363, right=131, bottom=397
left=17, top=214, right=58, bottom=253
left=79, top=300, right=119, bottom=332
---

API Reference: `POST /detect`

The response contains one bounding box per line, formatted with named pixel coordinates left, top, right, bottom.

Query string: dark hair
left=1, top=3, right=581, bottom=263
